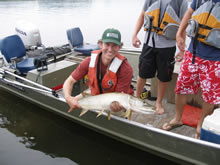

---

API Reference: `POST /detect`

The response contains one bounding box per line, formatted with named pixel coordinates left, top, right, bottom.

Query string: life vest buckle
left=144, top=15, right=153, bottom=31
left=186, top=19, right=199, bottom=38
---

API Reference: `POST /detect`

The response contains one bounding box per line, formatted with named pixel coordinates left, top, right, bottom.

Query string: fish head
left=128, top=96, right=145, bottom=107
left=128, top=96, right=155, bottom=114
left=136, top=105, right=156, bottom=114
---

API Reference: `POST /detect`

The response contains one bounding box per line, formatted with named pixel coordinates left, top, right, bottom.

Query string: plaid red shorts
left=175, top=51, right=220, bottom=104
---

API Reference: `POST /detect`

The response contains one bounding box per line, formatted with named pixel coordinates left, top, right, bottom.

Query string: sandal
left=162, top=122, right=183, bottom=131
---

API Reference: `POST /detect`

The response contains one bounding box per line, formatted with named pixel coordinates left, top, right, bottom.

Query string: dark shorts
left=139, top=44, right=176, bottom=82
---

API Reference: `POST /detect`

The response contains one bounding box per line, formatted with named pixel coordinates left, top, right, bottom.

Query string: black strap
left=152, top=33, right=156, bottom=48
left=163, top=21, right=168, bottom=26
left=152, top=26, right=163, bottom=32
left=192, top=37, right=197, bottom=64
left=197, top=33, right=206, bottom=39
left=96, top=53, right=103, bottom=94
left=192, top=22, right=200, bottom=64
left=146, top=17, right=158, bottom=48
left=196, top=24, right=212, bottom=40
left=199, top=23, right=212, bottom=30
left=146, top=17, right=153, bottom=45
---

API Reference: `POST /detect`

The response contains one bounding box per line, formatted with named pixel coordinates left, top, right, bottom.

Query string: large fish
left=78, top=92, right=156, bottom=120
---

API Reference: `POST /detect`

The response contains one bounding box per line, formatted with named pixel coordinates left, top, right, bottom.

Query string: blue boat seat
left=0, top=35, right=36, bottom=75
left=66, top=27, right=100, bottom=55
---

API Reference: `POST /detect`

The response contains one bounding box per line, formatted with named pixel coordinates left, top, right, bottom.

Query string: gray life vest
left=144, top=0, right=183, bottom=41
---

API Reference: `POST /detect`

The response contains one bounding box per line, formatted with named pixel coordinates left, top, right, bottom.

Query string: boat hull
left=0, top=81, right=219, bottom=165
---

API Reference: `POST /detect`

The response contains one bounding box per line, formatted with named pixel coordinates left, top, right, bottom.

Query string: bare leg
left=162, top=94, right=187, bottom=130
left=156, top=80, right=167, bottom=114
left=195, top=102, right=214, bottom=139
left=174, top=94, right=188, bottom=121
left=135, top=76, right=147, bottom=98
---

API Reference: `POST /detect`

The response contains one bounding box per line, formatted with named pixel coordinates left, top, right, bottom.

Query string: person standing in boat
left=132, top=0, right=188, bottom=114
left=63, top=28, right=134, bottom=113
left=162, top=0, right=220, bottom=139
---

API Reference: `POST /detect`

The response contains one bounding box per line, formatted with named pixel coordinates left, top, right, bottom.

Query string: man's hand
left=132, top=35, right=141, bottom=48
left=110, top=101, right=124, bottom=112
left=65, top=96, right=81, bottom=113
left=175, top=51, right=185, bottom=62
left=176, top=35, right=186, bottom=52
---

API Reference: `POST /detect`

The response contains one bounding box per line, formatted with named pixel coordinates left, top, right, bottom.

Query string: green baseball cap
left=102, top=28, right=121, bottom=46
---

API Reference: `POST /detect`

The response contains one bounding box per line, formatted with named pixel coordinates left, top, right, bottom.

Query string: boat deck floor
left=131, top=98, right=196, bottom=138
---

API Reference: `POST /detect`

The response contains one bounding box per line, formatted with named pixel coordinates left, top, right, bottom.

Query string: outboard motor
left=15, top=20, right=42, bottom=50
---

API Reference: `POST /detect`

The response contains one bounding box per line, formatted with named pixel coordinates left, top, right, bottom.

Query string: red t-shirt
left=71, top=57, right=133, bottom=94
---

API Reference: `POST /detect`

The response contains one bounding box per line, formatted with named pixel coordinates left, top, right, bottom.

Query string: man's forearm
left=63, top=75, right=76, bottom=100
left=177, top=8, right=194, bottom=38
left=133, top=10, right=145, bottom=37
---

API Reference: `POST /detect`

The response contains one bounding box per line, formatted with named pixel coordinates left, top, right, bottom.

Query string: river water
left=0, top=0, right=146, bottom=48
left=0, top=0, right=181, bottom=164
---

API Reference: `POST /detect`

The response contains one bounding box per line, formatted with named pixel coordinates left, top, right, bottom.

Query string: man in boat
left=63, top=28, right=134, bottom=113
left=132, top=0, right=188, bottom=114
left=162, top=0, right=220, bottom=139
